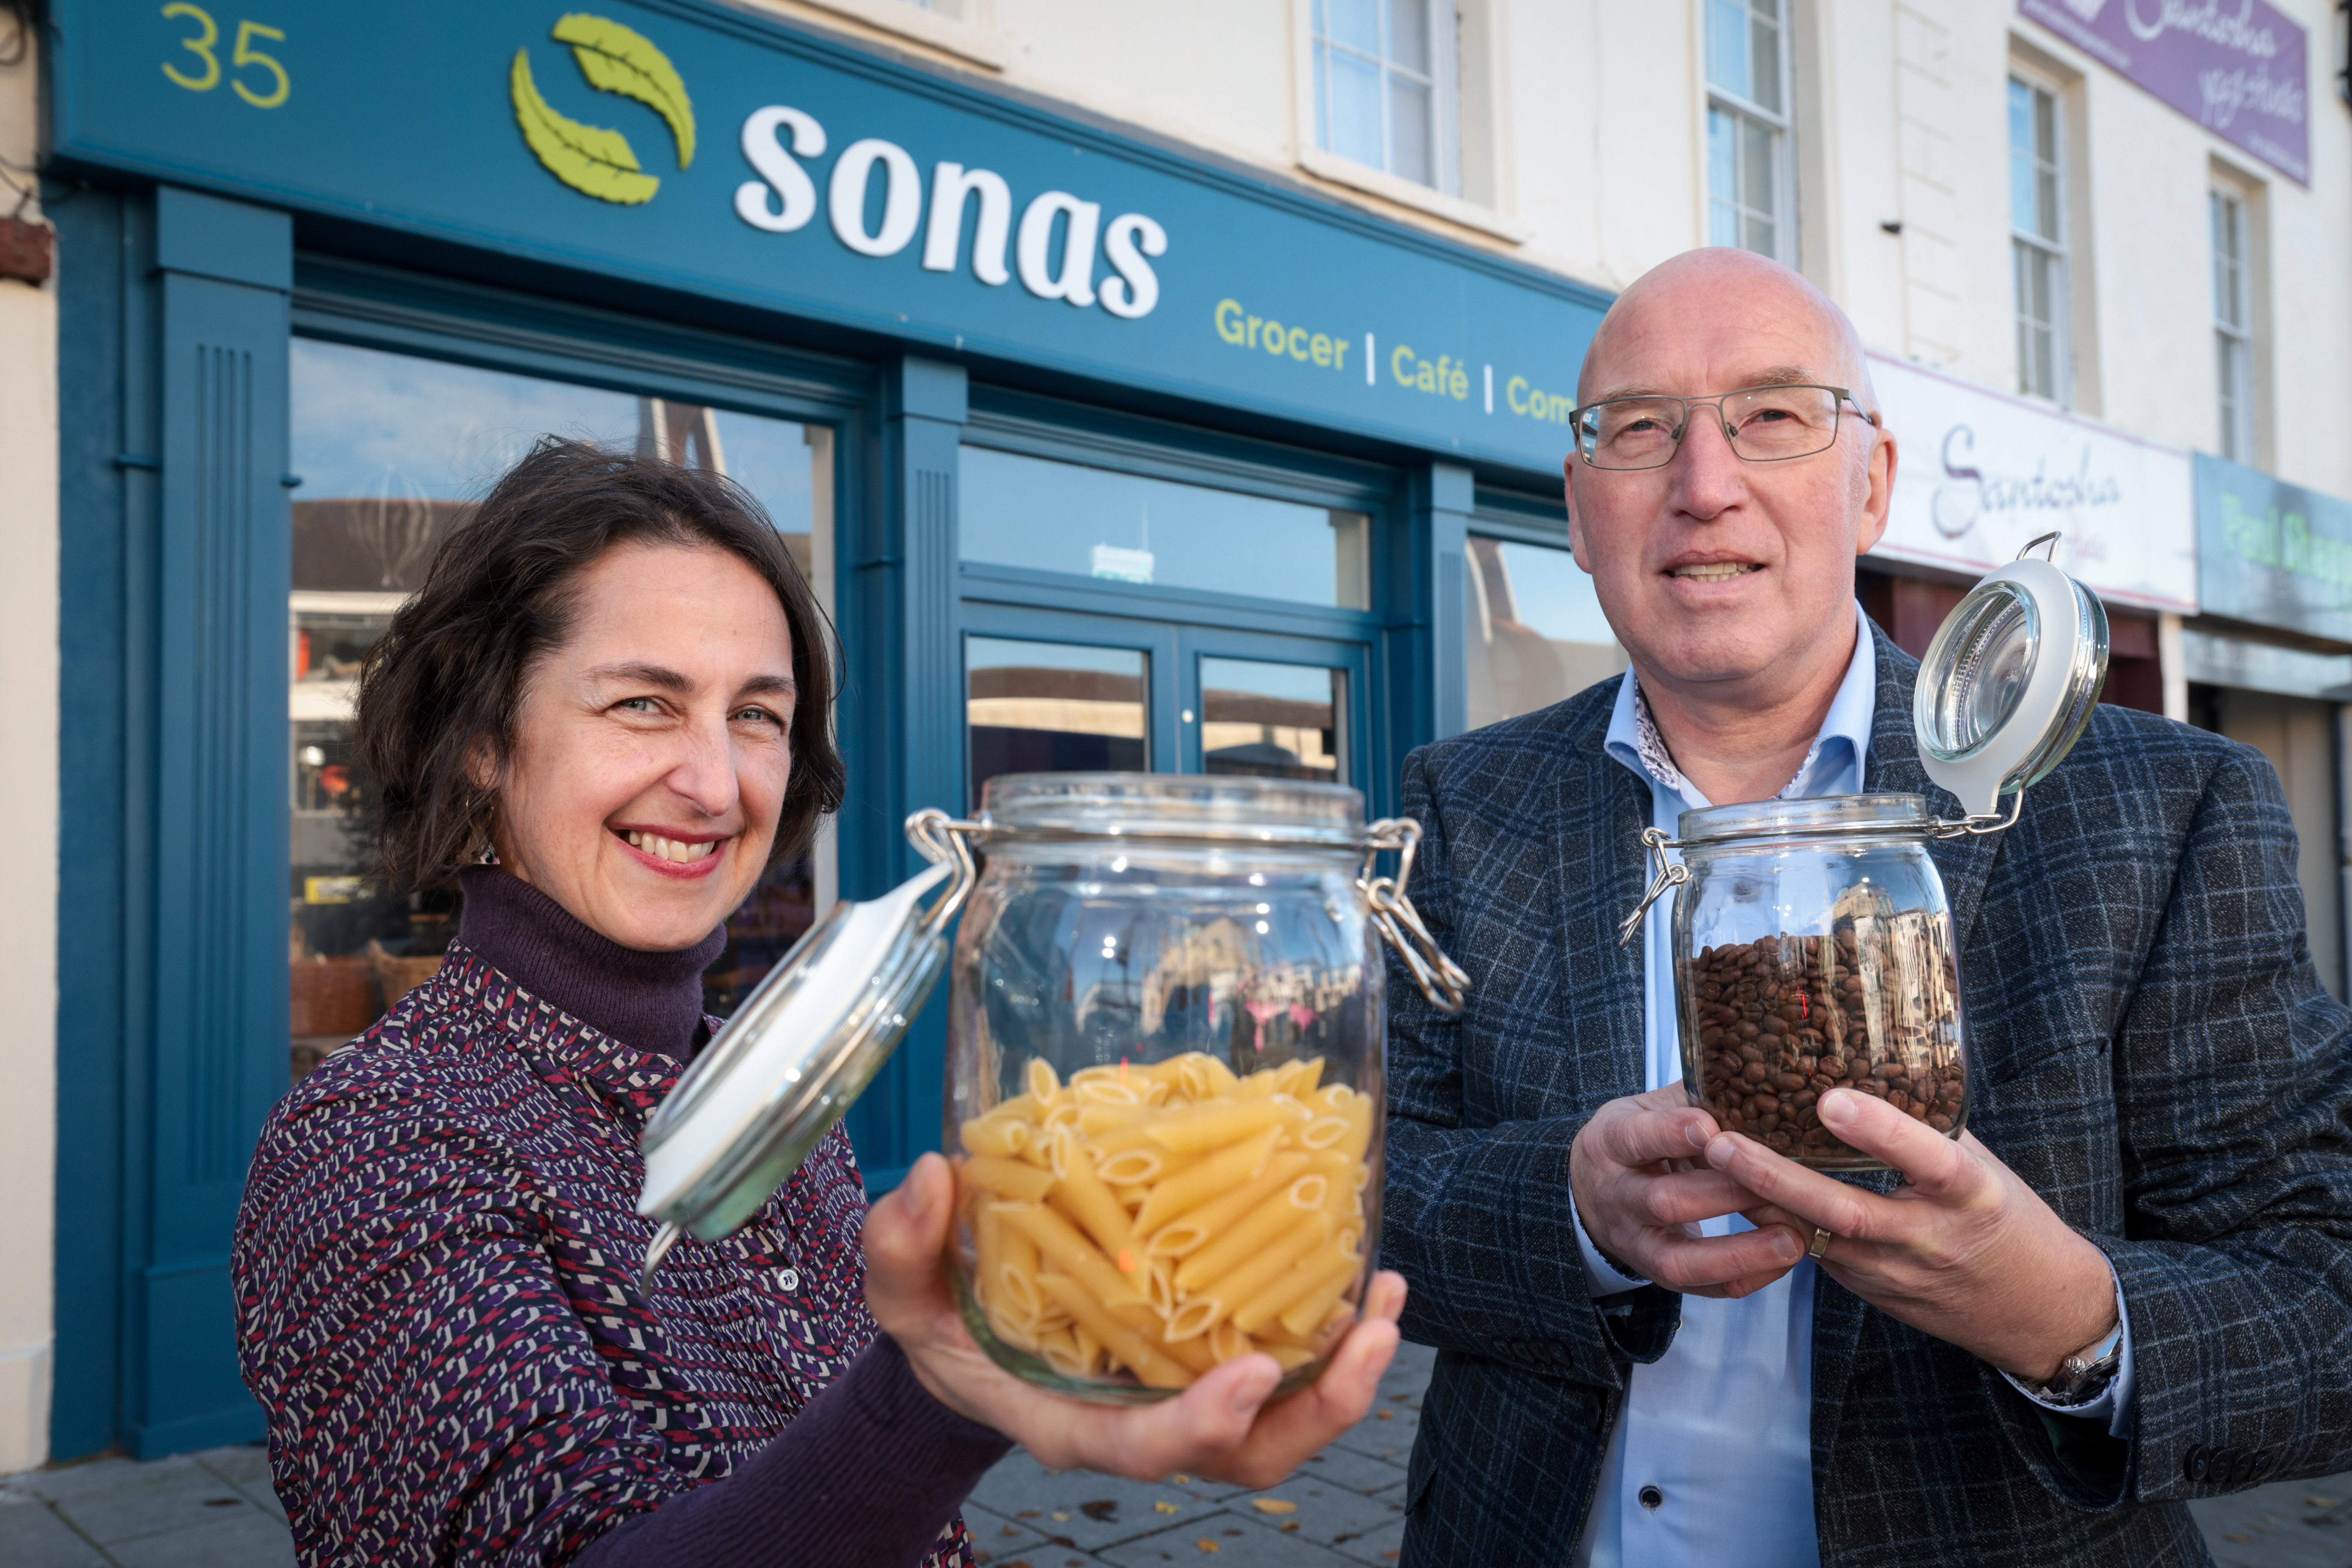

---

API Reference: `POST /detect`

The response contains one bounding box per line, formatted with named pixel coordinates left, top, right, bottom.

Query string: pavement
left=0, top=1339, right=2341, bottom=1568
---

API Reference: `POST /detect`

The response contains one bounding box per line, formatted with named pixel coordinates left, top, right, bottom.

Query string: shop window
left=286, top=338, right=834, bottom=1075
left=1311, top=0, right=1460, bottom=193
left=1200, top=658, right=1345, bottom=784
left=967, top=637, right=1148, bottom=807
left=1705, top=0, right=1792, bottom=261
left=1465, top=535, right=1626, bottom=728
left=960, top=445, right=1371, bottom=609
left=2008, top=72, right=2069, bottom=405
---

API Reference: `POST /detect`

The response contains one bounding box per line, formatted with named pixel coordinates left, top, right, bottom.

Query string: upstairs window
left=1314, top=0, right=1458, bottom=192
left=2008, top=75, right=2069, bottom=404
left=1705, top=0, right=1792, bottom=260
left=2211, top=187, right=2255, bottom=463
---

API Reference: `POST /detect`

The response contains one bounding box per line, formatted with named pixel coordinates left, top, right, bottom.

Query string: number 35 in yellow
left=160, top=5, right=289, bottom=108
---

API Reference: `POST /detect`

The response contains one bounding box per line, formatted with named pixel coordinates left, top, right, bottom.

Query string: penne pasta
left=997, top=1200, right=1149, bottom=1308
left=1145, top=1098, right=1290, bottom=1155
left=1046, top=1127, right=1137, bottom=1264
left=1234, top=1235, right=1360, bottom=1336
left=960, top=1114, right=1032, bottom=1159
left=956, top=1051, right=1374, bottom=1393
left=1038, top=1273, right=1193, bottom=1389
left=1174, top=1179, right=1331, bottom=1292
left=961, top=1153, right=1059, bottom=1203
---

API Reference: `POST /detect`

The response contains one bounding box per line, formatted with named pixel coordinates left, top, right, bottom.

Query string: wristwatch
left=2015, top=1318, right=2125, bottom=1405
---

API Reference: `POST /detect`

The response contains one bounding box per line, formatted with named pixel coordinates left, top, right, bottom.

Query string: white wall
left=761, top=0, right=2352, bottom=504
left=0, top=9, right=59, bottom=1477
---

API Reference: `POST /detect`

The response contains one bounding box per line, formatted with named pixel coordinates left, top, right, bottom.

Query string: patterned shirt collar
left=1604, top=600, right=1878, bottom=813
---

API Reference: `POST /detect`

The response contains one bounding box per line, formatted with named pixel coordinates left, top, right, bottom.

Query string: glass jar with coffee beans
left=1629, top=794, right=1968, bottom=1171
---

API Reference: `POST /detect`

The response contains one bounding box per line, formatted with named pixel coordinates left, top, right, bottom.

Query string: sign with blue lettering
left=2197, top=453, right=2352, bottom=643
left=51, top=0, right=1609, bottom=478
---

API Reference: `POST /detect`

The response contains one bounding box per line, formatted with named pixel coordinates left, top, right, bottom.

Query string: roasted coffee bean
left=1683, top=927, right=1966, bottom=1168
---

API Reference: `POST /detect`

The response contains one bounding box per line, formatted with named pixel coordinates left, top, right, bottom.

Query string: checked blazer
left=1379, top=623, right=2352, bottom=1567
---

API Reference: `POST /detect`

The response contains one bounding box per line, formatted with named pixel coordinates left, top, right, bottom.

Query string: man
left=1380, top=247, right=2352, bottom=1566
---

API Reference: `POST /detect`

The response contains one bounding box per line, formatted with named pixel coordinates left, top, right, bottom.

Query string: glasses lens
left=1580, top=398, right=1685, bottom=469
left=1919, top=581, right=2038, bottom=762
left=1725, top=386, right=1842, bottom=460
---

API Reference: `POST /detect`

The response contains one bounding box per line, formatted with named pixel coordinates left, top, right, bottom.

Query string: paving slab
left=1096, top=1513, right=1357, bottom=1567
left=0, top=1494, right=109, bottom=1568
left=1221, top=1482, right=1402, bottom=1551
left=965, top=1498, right=1069, bottom=1568
left=1286, top=1447, right=1408, bottom=1497
left=2191, top=1473, right=2352, bottom=1568
left=967, top=1450, right=1223, bottom=1553
left=104, top=1507, right=296, bottom=1568
left=23, top=1456, right=260, bottom=1548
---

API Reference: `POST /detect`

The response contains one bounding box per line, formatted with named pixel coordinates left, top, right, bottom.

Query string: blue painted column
left=131, top=187, right=293, bottom=1455
left=840, top=356, right=965, bottom=1193
left=1376, top=462, right=1473, bottom=810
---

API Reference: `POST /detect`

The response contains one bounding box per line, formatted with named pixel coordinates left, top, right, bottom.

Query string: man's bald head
left=1578, top=248, right=1877, bottom=416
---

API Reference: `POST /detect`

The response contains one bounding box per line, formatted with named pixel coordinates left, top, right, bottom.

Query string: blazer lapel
left=1553, top=679, right=1654, bottom=1117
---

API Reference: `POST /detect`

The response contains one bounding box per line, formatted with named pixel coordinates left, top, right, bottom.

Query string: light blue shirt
left=1571, top=603, right=2134, bottom=1568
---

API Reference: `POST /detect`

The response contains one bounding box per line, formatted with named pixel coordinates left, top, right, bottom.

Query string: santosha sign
left=2017, top=0, right=2309, bottom=184
left=1869, top=353, right=2197, bottom=613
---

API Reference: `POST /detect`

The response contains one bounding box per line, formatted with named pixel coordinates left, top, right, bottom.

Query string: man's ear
left=1855, top=422, right=1897, bottom=557
left=1563, top=457, right=1592, bottom=572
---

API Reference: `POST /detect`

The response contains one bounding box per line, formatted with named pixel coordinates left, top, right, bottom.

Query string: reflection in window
left=1465, top=537, right=1626, bottom=729
left=967, top=637, right=1149, bottom=809
left=960, top=446, right=1372, bottom=610
left=1200, top=658, right=1344, bottom=784
left=286, top=338, right=833, bottom=1074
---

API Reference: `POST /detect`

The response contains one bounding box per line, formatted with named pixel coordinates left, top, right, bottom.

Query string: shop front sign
left=1869, top=353, right=2197, bottom=613
left=2017, top=0, right=2310, bottom=185
left=51, top=0, right=1609, bottom=476
left=2196, top=453, right=2352, bottom=643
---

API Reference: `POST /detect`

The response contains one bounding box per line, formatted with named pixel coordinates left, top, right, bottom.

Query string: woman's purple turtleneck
left=455, top=868, right=1012, bottom=1568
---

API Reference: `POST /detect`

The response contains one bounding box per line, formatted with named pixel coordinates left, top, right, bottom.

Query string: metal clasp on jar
left=1360, top=818, right=1472, bottom=1015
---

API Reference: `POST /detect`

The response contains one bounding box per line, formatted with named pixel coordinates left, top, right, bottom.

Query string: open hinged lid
left=1912, top=533, right=2111, bottom=820
left=635, top=812, right=979, bottom=1282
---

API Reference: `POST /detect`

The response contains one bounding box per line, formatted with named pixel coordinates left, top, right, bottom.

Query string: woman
left=232, top=440, right=1405, bottom=1567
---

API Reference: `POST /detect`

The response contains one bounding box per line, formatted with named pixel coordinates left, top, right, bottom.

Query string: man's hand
left=1707, top=1088, right=2116, bottom=1380
left=866, top=1152, right=1406, bottom=1489
left=1570, top=1084, right=1808, bottom=1299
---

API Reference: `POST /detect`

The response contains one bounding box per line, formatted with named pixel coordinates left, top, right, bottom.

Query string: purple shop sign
left=2018, top=0, right=2309, bottom=185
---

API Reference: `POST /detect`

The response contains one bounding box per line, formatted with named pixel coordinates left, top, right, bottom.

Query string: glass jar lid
left=983, top=771, right=1366, bottom=847
left=1912, top=539, right=2110, bottom=818
left=636, top=822, right=977, bottom=1280
left=1676, top=792, right=1931, bottom=847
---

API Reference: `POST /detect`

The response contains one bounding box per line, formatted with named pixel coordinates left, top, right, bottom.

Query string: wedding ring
left=1806, top=1225, right=1834, bottom=1260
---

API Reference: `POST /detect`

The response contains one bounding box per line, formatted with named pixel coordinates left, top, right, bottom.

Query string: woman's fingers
left=862, top=1153, right=956, bottom=1333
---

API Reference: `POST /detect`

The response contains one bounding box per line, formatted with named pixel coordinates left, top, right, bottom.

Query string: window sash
left=1312, top=0, right=1453, bottom=191
left=1704, top=0, right=1791, bottom=262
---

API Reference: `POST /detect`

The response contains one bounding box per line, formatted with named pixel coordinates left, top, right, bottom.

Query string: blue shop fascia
left=41, top=0, right=1607, bottom=1460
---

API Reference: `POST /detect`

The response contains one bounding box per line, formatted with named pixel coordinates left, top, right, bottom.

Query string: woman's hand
left=865, top=1152, right=1405, bottom=1489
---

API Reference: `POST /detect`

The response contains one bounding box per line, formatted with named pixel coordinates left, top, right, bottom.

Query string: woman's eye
left=617, top=697, right=663, bottom=714
left=733, top=705, right=784, bottom=726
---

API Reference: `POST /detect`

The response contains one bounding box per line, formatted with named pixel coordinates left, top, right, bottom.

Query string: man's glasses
left=1570, top=384, right=1877, bottom=471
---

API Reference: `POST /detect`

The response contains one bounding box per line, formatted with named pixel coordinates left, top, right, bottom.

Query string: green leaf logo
left=511, top=14, right=694, bottom=206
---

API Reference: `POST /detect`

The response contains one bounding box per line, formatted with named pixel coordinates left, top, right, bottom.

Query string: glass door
left=285, top=337, right=835, bottom=1078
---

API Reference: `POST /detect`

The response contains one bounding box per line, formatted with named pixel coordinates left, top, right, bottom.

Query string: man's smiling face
left=1564, top=249, right=1893, bottom=702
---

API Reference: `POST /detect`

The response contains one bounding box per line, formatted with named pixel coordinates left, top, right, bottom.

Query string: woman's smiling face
left=487, top=539, right=796, bottom=952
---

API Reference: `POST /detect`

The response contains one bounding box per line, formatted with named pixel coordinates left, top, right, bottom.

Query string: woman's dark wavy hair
left=356, top=437, right=845, bottom=892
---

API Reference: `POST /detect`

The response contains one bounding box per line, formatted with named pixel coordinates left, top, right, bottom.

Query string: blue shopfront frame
left=48, top=0, right=1590, bottom=1465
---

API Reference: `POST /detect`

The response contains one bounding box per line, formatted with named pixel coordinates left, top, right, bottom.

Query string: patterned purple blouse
left=234, top=869, right=1004, bottom=1566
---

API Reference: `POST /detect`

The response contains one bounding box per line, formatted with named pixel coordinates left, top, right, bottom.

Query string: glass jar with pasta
left=933, top=774, right=1466, bottom=1403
